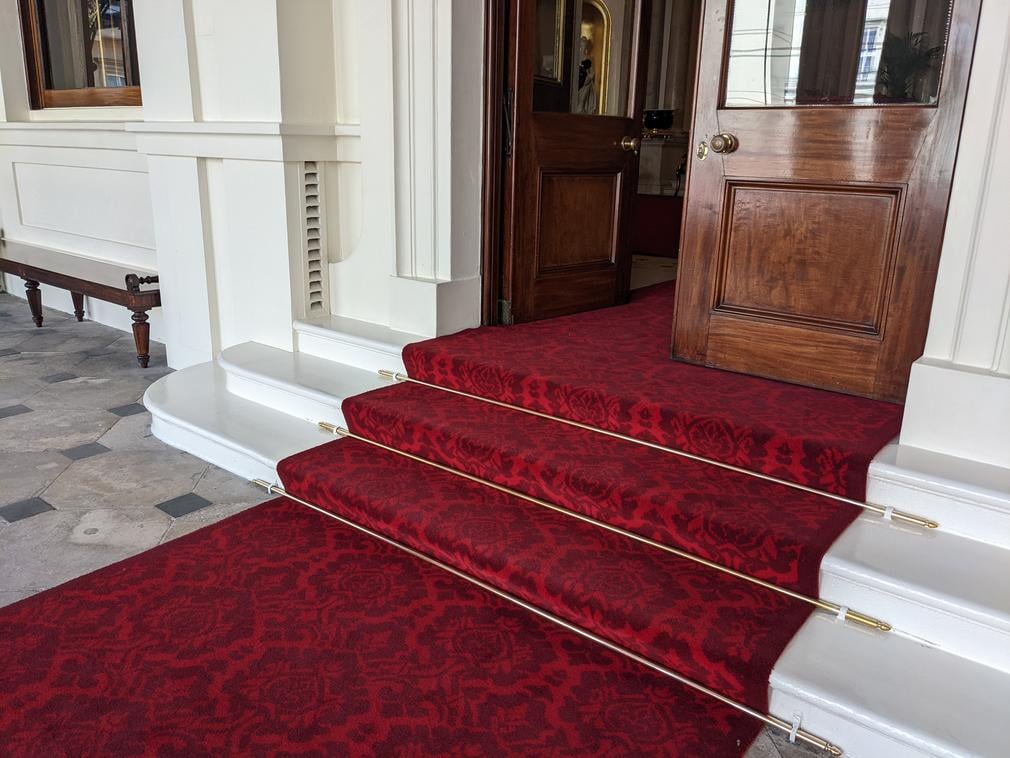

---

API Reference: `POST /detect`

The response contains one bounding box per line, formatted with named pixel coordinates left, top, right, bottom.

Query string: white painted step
left=869, top=442, right=1010, bottom=550
left=295, top=314, right=421, bottom=374
left=822, top=515, right=1010, bottom=674
left=220, top=342, right=384, bottom=425
left=771, top=613, right=1007, bottom=758
left=144, top=362, right=330, bottom=482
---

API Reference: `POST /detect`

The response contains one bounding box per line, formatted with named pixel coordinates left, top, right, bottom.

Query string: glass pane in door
left=723, top=0, right=953, bottom=107
left=534, top=0, right=638, bottom=116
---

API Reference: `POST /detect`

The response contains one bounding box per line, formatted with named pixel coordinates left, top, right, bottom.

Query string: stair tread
left=343, top=381, right=858, bottom=596
left=144, top=362, right=328, bottom=468
left=221, top=341, right=381, bottom=405
left=278, top=436, right=813, bottom=712
left=404, top=282, right=902, bottom=498
left=824, top=515, right=1010, bottom=631
left=296, top=313, right=422, bottom=351
left=772, top=614, right=1007, bottom=757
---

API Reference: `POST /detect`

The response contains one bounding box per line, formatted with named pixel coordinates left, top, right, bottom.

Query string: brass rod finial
left=317, top=421, right=340, bottom=434
left=378, top=369, right=398, bottom=380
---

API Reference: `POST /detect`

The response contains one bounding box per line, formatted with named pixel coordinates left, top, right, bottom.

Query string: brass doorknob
left=709, top=133, right=738, bottom=153
left=620, top=136, right=640, bottom=155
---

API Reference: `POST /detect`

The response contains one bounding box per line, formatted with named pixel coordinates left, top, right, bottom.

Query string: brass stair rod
left=251, top=478, right=844, bottom=757
left=378, top=370, right=939, bottom=531
left=320, top=423, right=891, bottom=633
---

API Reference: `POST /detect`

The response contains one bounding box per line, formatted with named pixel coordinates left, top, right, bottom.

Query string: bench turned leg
left=24, top=280, right=43, bottom=327
left=71, top=292, right=85, bottom=322
left=130, top=309, right=151, bottom=368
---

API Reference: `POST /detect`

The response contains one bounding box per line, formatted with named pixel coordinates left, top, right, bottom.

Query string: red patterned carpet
left=0, top=284, right=902, bottom=756
left=404, top=282, right=902, bottom=499
left=0, top=499, right=756, bottom=756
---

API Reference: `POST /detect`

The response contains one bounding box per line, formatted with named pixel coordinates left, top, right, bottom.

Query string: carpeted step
left=403, top=282, right=902, bottom=499
left=279, top=438, right=814, bottom=713
left=0, top=498, right=760, bottom=756
left=342, top=380, right=858, bottom=596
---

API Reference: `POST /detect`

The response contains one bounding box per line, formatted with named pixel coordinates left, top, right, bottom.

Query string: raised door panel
left=536, top=172, right=619, bottom=273
left=715, top=182, right=901, bottom=334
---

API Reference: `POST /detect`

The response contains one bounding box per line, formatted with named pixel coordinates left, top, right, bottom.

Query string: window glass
left=724, top=0, right=952, bottom=107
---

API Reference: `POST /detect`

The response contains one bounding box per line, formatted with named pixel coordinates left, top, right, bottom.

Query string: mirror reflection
left=533, top=0, right=636, bottom=116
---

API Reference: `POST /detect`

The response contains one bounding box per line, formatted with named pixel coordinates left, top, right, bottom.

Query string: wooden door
left=672, top=0, right=980, bottom=402
left=501, top=0, right=650, bottom=323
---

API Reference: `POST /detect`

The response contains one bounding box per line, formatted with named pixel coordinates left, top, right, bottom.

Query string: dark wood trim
left=18, top=0, right=47, bottom=110
left=43, top=86, right=142, bottom=108
left=16, top=0, right=143, bottom=110
left=480, top=0, right=508, bottom=325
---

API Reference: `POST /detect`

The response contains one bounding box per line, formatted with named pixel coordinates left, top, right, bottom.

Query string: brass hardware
left=709, top=132, right=738, bottom=154
left=322, top=422, right=891, bottom=633
left=377, top=370, right=940, bottom=530
left=250, top=477, right=844, bottom=756
left=696, top=140, right=709, bottom=160
left=620, top=136, right=641, bottom=155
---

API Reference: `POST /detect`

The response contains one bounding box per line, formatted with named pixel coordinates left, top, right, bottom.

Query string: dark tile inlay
left=61, top=442, right=111, bottom=461
left=109, top=402, right=147, bottom=418
left=0, top=348, right=18, bottom=358
left=41, top=372, right=77, bottom=384
left=0, top=404, right=32, bottom=420
left=156, top=493, right=213, bottom=518
left=0, top=497, right=55, bottom=523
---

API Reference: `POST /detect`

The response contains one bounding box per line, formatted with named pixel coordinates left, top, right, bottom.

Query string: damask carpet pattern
left=279, top=439, right=808, bottom=712
left=341, top=380, right=857, bottom=596
left=0, top=498, right=758, bottom=756
left=403, top=282, right=903, bottom=499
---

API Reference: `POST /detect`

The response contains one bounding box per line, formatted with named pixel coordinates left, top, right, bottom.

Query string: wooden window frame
left=18, top=0, right=142, bottom=109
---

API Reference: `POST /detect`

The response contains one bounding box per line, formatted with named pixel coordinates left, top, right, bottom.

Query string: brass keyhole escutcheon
left=697, top=141, right=709, bottom=161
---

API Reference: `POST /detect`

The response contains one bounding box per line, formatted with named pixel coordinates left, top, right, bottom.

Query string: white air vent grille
left=303, top=161, right=328, bottom=315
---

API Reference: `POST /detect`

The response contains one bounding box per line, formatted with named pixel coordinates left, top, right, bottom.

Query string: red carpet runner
left=0, top=283, right=902, bottom=756
left=0, top=500, right=756, bottom=756
left=403, top=282, right=902, bottom=500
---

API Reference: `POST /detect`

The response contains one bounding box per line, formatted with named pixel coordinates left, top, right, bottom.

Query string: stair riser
left=867, top=463, right=1010, bottom=550
left=296, top=329, right=405, bottom=375
left=819, top=569, right=1010, bottom=675
left=768, top=688, right=953, bottom=758
left=149, top=412, right=277, bottom=483
left=224, top=370, right=345, bottom=427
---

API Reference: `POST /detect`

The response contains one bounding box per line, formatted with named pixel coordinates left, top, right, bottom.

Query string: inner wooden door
left=501, top=0, right=650, bottom=323
left=672, top=0, right=981, bottom=402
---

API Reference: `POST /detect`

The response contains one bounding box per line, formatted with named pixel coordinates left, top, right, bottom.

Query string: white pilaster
left=870, top=2, right=1010, bottom=549
left=899, top=1, right=1010, bottom=471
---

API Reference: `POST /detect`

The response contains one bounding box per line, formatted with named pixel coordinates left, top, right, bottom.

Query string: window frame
left=18, top=0, right=142, bottom=109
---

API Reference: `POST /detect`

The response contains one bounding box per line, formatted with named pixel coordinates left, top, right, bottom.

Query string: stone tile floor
left=0, top=291, right=814, bottom=758
left=0, top=292, right=269, bottom=608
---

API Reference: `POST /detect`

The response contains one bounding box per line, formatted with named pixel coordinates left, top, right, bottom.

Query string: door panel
left=503, top=0, right=649, bottom=323
left=715, top=182, right=901, bottom=331
left=537, top=172, right=619, bottom=272
left=672, top=0, right=980, bottom=402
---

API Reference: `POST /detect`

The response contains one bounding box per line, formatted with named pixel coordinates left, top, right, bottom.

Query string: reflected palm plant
left=876, top=32, right=944, bottom=103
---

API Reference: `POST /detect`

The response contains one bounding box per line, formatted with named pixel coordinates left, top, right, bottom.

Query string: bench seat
left=0, top=238, right=160, bottom=367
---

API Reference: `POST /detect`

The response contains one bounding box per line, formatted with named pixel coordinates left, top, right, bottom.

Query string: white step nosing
left=823, top=558, right=1010, bottom=636
left=294, top=317, right=415, bottom=358
left=146, top=384, right=275, bottom=470
left=219, top=351, right=345, bottom=410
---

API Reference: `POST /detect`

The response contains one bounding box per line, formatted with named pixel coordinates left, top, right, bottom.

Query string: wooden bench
left=0, top=239, right=161, bottom=367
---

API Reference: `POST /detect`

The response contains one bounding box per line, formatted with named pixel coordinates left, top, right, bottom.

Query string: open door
left=500, top=0, right=651, bottom=323
left=672, top=0, right=980, bottom=402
